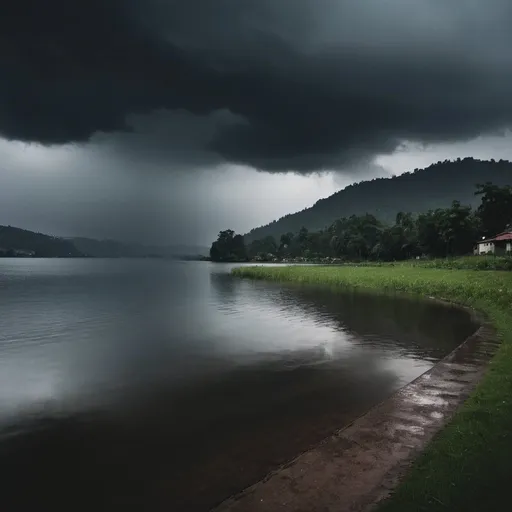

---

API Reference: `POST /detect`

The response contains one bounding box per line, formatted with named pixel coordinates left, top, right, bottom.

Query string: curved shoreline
left=213, top=268, right=503, bottom=512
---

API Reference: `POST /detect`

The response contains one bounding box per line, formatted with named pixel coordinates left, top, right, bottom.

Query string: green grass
left=333, top=255, right=512, bottom=271
left=232, top=265, right=512, bottom=511
left=398, top=255, right=512, bottom=271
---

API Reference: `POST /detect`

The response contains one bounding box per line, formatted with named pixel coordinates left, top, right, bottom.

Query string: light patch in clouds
left=376, top=132, right=512, bottom=174
left=3, top=131, right=512, bottom=246
left=200, top=165, right=341, bottom=235
left=0, top=139, right=339, bottom=245
left=0, top=139, right=79, bottom=171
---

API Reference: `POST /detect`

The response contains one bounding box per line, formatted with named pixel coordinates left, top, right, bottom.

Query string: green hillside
left=244, top=158, right=512, bottom=243
left=0, top=226, right=84, bottom=257
left=0, top=227, right=208, bottom=259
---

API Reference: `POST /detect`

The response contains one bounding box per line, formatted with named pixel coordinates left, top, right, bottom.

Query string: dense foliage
left=475, top=182, right=512, bottom=237
left=244, top=158, right=512, bottom=243
left=211, top=183, right=512, bottom=262
left=209, top=229, right=248, bottom=262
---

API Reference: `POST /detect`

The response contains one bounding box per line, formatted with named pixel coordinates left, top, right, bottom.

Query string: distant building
left=0, top=247, right=35, bottom=257
left=474, top=230, right=512, bottom=255
left=14, top=249, right=36, bottom=257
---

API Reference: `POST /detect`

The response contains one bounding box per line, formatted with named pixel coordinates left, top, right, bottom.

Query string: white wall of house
left=507, top=242, right=512, bottom=253
left=476, top=241, right=495, bottom=254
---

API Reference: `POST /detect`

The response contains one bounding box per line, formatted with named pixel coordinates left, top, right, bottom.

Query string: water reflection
left=0, top=260, right=476, bottom=512
left=208, top=272, right=475, bottom=366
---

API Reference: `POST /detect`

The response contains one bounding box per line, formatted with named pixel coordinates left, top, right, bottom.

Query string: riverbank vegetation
left=336, top=255, right=512, bottom=271
left=232, top=264, right=512, bottom=511
left=210, top=183, right=512, bottom=263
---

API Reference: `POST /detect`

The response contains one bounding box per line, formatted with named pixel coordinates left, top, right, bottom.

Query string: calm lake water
left=0, top=259, right=476, bottom=511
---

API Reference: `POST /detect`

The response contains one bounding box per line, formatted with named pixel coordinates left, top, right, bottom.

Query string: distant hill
left=0, top=225, right=209, bottom=259
left=69, top=237, right=209, bottom=259
left=0, top=225, right=84, bottom=257
left=245, top=158, right=512, bottom=243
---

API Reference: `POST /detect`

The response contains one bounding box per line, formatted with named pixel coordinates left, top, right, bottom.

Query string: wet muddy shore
left=214, top=305, right=499, bottom=512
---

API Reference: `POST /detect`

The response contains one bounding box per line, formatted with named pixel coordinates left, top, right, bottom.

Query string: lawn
left=344, top=255, right=512, bottom=271
left=232, top=264, right=512, bottom=511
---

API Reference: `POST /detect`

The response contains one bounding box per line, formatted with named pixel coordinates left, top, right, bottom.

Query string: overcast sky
left=2, top=0, right=512, bottom=245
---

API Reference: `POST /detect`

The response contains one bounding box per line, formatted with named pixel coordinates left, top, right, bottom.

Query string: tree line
left=0, top=225, right=84, bottom=258
left=209, top=183, right=512, bottom=262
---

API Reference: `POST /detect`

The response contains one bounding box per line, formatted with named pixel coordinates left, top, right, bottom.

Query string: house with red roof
left=474, top=229, right=512, bottom=255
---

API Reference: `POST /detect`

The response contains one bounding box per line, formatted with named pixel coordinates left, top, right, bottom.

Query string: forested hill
left=0, top=226, right=208, bottom=258
left=0, top=226, right=83, bottom=257
left=245, top=158, right=512, bottom=243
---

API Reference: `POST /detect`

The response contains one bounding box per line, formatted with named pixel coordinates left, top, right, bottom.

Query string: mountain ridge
left=244, top=158, right=512, bottom=243
left=0, top=226, right=208, bottom=258
left=0, top=225, right=83, bottom=257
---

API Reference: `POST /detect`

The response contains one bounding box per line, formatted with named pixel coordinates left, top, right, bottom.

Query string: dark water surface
left=0, top=259, right=476, bottom=511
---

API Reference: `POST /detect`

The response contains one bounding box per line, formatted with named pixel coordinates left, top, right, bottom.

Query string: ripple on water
left=0, top=260, right=477, bottom=511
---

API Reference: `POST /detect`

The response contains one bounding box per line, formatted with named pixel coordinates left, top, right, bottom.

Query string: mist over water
left=0, top=259, right=476, bottom=511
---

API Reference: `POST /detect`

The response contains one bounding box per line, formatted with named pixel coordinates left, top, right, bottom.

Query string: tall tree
left=209, top=230, right=248, bottom=262
left=416, top=210, right=449, bottom=257
left=278, top=232, right=294, bottom=256
left=438, top=201, right=478, bottom=255
left=475, top=183, right=512, bottom=237
left=417, top=202, right=477, bottom=257
left=247, top=235, right=277, bottom=259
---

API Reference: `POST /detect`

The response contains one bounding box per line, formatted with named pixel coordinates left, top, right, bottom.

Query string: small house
left=474, top=230, right=512, bottom=255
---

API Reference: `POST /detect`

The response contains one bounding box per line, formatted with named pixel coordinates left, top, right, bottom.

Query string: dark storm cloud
left=2, top=0, right=512, bottom=172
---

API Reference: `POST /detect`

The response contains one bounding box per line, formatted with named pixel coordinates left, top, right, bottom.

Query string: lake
left=0, top=259, right=476, bottom=511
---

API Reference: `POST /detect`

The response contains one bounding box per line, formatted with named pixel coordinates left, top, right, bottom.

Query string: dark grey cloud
left=2, top=0, right=512, bottom=172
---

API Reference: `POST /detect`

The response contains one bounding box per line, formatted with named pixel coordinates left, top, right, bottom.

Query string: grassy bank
left=342, top=255, right=512, bottom=271
left=232, top=265, right=512, bottom=511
